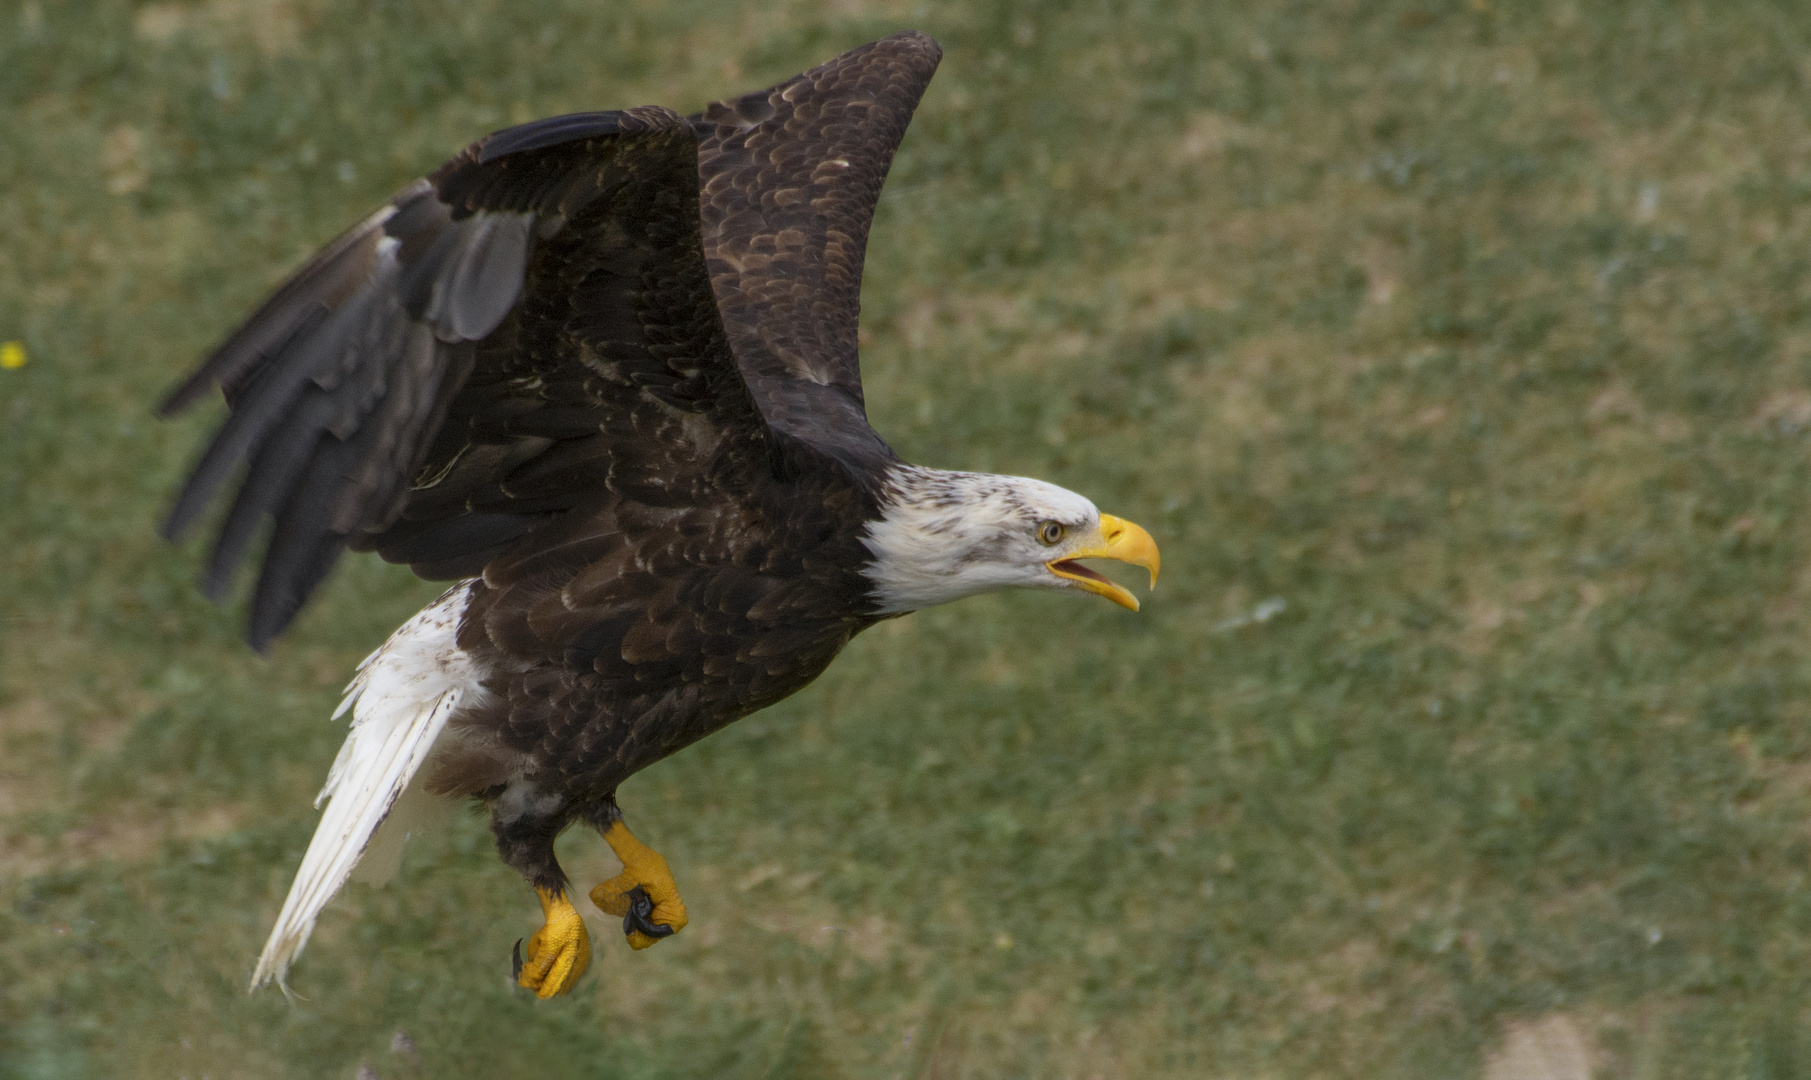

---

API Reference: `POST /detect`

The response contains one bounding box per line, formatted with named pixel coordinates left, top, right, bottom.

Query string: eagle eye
left=1036, top=521, right=1066, bottom=546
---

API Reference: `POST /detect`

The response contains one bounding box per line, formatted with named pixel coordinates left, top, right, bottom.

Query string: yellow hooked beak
left=1046, top=514, right=1161, bottom=611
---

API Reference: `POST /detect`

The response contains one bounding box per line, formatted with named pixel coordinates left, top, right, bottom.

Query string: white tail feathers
left=251, top=583, right=480, bottom=993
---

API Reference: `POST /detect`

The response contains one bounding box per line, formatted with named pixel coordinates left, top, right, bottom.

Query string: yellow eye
left=1037, top=521, right=1066, bottom=546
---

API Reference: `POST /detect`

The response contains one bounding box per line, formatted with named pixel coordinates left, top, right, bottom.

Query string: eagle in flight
left=161, top=32, right=1159, bottom=998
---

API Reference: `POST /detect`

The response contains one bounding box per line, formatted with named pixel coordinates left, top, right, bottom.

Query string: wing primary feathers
left=161, top=286, right=381, bottom=541
left=200, top=391, right=340, bottom=601
left=243, top=339, right=407, bottom=645
left=158, top=204, right=396, bottom=417
left=247, top=435, right=363, bottom=650
left=330, top=327, right=469, bottom=537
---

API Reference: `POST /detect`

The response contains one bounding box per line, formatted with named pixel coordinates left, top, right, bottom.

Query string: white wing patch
left=251, top=581, right=485, bottom=993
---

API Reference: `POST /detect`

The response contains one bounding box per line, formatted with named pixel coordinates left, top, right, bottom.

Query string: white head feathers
left=860, top=465, right=1102, bottom=614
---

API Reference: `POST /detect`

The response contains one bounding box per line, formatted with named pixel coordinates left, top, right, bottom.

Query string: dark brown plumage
left=163, top=34, right=941, bottom=980
left=162, top=35, right=939, bottom=650
left=165, top=36, right=944, bottom=775
left=160, top=34, right=1158, bottom=996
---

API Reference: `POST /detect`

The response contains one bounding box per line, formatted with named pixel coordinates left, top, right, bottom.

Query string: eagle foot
left=621, top=886, right=675, bottom=940
left=591, top=821, right=688, bottom=950
left=515, top=886, right=591, bottom=998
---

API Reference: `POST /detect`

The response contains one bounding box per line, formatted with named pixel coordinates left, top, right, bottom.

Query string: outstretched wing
left=162, top=106, right=765, bottom=649
left=694, top=30, right=941, bottom=476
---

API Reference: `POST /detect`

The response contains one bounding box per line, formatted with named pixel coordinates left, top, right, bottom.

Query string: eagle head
left=861, top=466, right=1160, bottom=615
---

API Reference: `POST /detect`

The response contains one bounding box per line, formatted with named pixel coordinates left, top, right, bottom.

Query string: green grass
left=7, top=0, right=1811, bottom=1076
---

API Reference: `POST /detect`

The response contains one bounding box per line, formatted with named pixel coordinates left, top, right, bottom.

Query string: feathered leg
left=491, top=783, right=589, bottom=998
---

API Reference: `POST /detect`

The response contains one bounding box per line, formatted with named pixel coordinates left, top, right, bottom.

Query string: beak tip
left=1056, top=513, right=1160, bottom=611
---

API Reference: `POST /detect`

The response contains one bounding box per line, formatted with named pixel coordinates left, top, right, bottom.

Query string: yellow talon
left=515, top=886, right=591, bottom=998
left=591, top=821, right=688, bottom=950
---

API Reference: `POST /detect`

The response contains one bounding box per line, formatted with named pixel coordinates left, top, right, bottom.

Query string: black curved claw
left=623, top=885, right=675, bottom=940
left=511, top=938, right=524, bottom=981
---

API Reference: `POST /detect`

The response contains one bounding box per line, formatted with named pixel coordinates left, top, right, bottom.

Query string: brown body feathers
left=163, top=35, right=942, bottom=803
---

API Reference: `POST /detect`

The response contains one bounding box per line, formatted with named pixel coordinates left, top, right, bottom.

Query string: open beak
left=1047, top=514, right=1161, bottom=611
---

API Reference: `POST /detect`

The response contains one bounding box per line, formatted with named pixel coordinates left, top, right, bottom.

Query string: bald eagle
left=161, top=32, right=1158, bottom=997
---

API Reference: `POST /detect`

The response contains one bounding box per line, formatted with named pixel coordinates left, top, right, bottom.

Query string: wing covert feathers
left=162, top=34, right=942, bottom=647
left=161, top=108, right=741, bottom=648
left=695, top=30, right=940, bottom=470
left=251, top=583, right=480, bottom=993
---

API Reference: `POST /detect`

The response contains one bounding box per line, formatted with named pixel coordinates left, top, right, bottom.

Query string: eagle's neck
left=858, top=464, right=1043, bottom=614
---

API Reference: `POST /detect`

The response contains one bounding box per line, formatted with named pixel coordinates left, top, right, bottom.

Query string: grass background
left=5, top=0, right=1811, bottom=1076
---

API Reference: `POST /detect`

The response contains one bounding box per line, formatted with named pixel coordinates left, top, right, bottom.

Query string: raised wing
left=693, top=30, right=941, bottom=475
left=162, top=107, right=765, bottom=649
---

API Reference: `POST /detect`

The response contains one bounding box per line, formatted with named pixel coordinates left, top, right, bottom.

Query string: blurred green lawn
left=6, top=0, right=1811, bottom=1076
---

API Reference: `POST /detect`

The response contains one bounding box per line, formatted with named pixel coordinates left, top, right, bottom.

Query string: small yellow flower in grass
left=0, top=341, right=25, bottom=369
